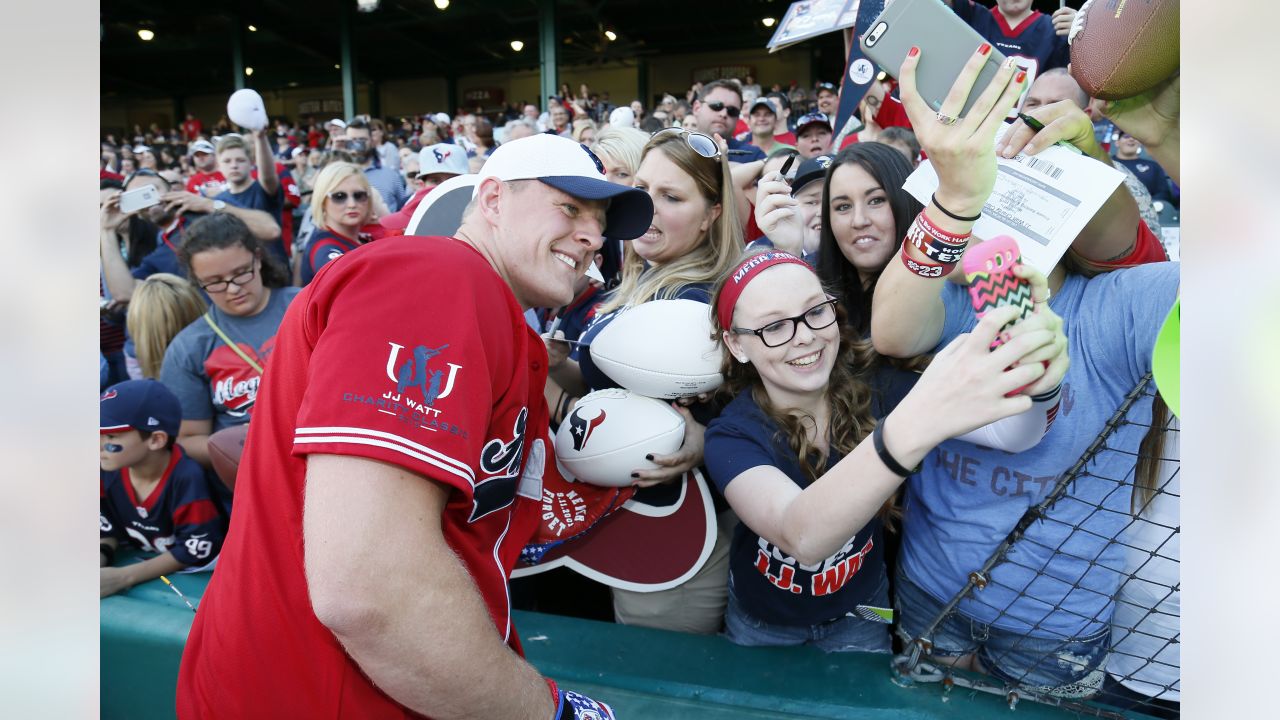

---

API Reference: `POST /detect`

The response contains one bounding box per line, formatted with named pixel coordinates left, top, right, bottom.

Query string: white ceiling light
left=605, top=30, right=617, bottom=41
left=510, top=40, right=524, bottom=52
left=356, top=0, right=380, bottom=12
left=248, top=25, right=257, bottom=32
left=137, top=29, right=155, bottom=41
left=762, top=17, right=776, bottom=28
left=434, top=0, right=450, bottom=9
left=245, top=67, right=254, bottom=76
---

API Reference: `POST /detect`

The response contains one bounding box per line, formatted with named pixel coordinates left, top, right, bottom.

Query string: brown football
left=1068, top=0, right=1180, bottom=100
left=207, top=423, right=249, bottom=492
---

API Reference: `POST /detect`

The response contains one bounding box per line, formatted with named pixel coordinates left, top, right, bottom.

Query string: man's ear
left=474, top=176, right=505, bottom=224
left=593, top=252, right=604, bottom=269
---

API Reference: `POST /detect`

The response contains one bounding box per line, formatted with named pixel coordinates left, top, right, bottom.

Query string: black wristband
left=100, top=543, right=116, bottom=566
left=872, top=422, right=919, bottom=477
left=931, top=194, right=982, bottom=222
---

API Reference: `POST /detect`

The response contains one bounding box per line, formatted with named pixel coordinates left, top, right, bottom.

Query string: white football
left=555, top=388, right=685, bottom=487
left=589, top=299, right=724, bottom=399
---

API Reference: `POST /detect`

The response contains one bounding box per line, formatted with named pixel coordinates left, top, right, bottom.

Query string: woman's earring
left=736, top=354, right=749, bottom=364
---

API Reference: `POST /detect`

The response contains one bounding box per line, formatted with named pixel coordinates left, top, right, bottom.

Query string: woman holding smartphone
left=872, top=44, right=1179, bottom=697
left=704, top=249, right=1064, bottom=652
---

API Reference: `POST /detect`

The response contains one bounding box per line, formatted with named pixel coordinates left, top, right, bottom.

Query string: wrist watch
left=212, top=200, right=227, bottom=212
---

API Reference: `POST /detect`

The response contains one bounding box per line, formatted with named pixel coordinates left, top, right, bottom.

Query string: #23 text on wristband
left=900, top=240, right=950, bottom=278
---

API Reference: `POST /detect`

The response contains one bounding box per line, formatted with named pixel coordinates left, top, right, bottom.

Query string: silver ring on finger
left=1033, top=287, right=1052, bottom=304
left=935, top=111, right=960, bottom=126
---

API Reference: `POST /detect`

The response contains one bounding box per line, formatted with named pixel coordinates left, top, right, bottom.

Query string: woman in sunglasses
left=160, top=213, right=299, bottom=470
left=704, top=249, right=1061, bottom=652
left=300, top=162, right=376, bottom=286
left=548, top=127, right=744, bottom=634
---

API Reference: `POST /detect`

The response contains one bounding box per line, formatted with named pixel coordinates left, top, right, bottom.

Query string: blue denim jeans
left=895, top=570, right=1109, bottom=698
left=724, top=573, right=892, bottom=654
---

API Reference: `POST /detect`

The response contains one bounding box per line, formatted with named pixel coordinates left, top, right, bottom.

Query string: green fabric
left=1152, top=298, right=1180, bottom=417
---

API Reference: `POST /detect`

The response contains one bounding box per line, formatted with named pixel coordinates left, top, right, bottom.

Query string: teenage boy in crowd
left=795, top=112, right=834, bottom=159
left=213, top=131, right=287, bottom=264
left=100, top=379, right=224, bottom=598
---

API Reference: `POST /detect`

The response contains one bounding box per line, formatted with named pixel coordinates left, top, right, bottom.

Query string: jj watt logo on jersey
left=386, top=342, right=462, bottom=407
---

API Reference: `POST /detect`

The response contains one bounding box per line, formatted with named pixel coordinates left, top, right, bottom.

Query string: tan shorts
left=611, top=509, right=737, bottom=635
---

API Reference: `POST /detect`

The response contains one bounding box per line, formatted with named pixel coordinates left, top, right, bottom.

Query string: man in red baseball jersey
left=177, top=133, right=652, bottom=719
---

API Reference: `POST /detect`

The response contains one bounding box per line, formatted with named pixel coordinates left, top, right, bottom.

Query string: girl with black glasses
left=704, top=249, right=1064, bottom=652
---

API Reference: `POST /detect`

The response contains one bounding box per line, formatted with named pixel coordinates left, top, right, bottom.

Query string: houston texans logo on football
left=567, top=407, right=607, bottom=451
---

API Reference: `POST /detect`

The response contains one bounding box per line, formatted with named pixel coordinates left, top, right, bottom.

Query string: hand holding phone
left=861, top=0, right=1008, bottom=117
left=964, top=236, right=1034, bottom=349
left=965, top=236, right=1043, bottom=396
left=119, top=184, right=162, bottom=214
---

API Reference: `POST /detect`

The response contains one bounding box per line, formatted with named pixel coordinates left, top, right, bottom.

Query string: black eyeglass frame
left=197, top=261, right=259, bottom=293
left=730, top=298, right=840, bottom=348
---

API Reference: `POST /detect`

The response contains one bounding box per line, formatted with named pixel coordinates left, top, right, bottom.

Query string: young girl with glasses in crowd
left=160, top=213, right=299, bottom=472
left=704, top=249, right=1066, bottom=652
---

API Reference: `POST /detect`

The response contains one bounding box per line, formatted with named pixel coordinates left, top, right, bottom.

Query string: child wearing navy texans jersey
left=703, top=251, right=1065, bottom=651
left=100, top=379, right=225, bottom=598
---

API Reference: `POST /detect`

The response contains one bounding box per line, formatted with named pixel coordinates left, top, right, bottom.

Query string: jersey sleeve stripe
left=295, top=426, right=474, bottom=478
left=173, top=499, right=220, bottom=527
left=294, top=434, right=475, bottom=486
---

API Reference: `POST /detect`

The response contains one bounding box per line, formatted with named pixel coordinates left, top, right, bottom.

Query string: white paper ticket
left=902, top=125, right=1125, bottom=274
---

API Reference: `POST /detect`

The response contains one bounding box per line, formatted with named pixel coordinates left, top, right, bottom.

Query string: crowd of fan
left=101, top=2, right=1181, bottom=717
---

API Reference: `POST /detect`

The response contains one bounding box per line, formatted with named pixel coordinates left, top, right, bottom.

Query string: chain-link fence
left=893, top=374, right=1180, bottom=719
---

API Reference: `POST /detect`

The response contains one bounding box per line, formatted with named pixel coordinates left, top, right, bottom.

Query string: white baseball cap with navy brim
left=477, top=133, right=653, bottom=240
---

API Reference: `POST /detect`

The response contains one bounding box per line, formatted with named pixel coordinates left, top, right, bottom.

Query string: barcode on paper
left=1022, top=156, right=1063, bottom=180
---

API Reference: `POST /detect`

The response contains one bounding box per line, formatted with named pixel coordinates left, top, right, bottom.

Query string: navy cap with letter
left=100, top=379, right=182, bottom=438
left=477, top=133, right=654, bottom=240
left=790, top=154, right=834, bottom=196
left=795, top=112, right=833, bottom=137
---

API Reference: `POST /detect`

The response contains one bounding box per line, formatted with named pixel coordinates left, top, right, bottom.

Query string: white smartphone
left=860, top=0, right=1009, bottom=117
left=119, top=184, right=162, bottom=214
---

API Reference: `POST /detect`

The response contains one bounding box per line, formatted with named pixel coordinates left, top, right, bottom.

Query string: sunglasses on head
left=654, top=128, right=722, bottom=160
left=704, top=101, right=741, bottom=118
left=328, top=190, right=370, bottom=204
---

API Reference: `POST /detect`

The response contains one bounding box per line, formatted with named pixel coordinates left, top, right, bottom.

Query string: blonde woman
left=126, top=273, right=206, bottom=379
left=300, top=162, right=375, bottom=286
left=571, top=118, right=598, bottom=146
left=589, top=126, right=648, bottom=188
left=550, top=128, right=744, bottom=634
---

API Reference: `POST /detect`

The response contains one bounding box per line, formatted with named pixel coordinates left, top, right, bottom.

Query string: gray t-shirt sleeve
left=160, top=322, right=216, bottom=422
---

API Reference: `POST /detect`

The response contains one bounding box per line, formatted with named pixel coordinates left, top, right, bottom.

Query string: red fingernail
left=978, top=43, right=991, bottom=56
left=908, top=46, right=919, bottom=58
left=1016, top=71, right=1027, bottom=84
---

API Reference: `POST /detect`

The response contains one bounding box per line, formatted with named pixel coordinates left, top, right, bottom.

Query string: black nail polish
left=645, top=454, right=654, bottom=461
left=630, top=472, right=640, bottom=478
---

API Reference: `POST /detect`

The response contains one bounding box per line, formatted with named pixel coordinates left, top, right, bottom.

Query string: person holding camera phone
left=872, top=43, right=1178, bottom=699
